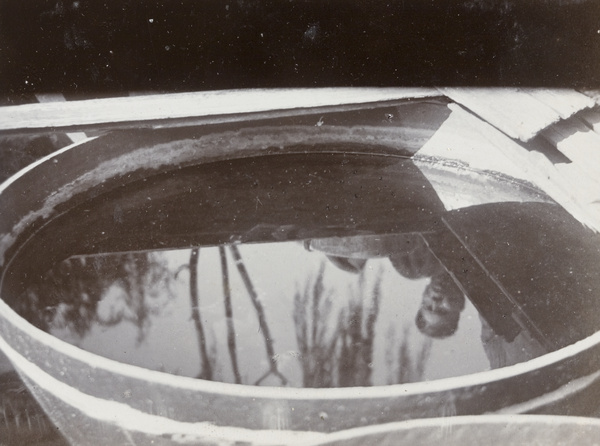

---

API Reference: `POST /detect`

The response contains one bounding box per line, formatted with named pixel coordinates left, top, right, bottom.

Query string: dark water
left=6, top=152, right=600, bottom=388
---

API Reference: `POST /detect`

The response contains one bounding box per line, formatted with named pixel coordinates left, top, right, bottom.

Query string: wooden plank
left=553, top=163, right=600, bottom=208
left=416, top=103, right=600, bottom=215
left=540, top=117, right=600, bottom=167
left=0, top=88, right=439, bottom=132
left=582, top=89, right=600, bottom=105
left=579, top=108, right=600, bottom=135
left=416, top=107, right=533, bottom=182
left=439, top=88, right=592, bottom=142
left=446, top=103, right=600, bottom=232
left=523, top=89, right=595, bottom=120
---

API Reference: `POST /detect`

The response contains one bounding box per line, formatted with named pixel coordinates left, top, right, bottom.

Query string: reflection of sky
left=424, top=296, right=489, bottom=380
left=50, top=240, right=490, bottom=387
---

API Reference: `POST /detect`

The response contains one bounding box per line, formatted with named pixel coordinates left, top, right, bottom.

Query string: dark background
left=1, top=0, right=600, bottom=102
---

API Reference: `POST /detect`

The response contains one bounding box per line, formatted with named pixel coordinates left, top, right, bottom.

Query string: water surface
left=7, top=152, right=600, bottom=388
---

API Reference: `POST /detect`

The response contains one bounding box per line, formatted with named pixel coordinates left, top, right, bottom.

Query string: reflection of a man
left=305, top=233, right=466, bottom=339
left=307, top=231, right=544, bottom=370
left=388, top=236, right=465, bottom=339
left=399, top=237, right=545, bottom=367
left=311, top=203, right=600, bottom=367
left=415, top=273, right=465, bottom=338
left=305, top=199, right=600, bottom=371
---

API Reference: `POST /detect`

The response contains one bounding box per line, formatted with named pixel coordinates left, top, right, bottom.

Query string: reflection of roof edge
left=439, top=88, right=595, bottom=142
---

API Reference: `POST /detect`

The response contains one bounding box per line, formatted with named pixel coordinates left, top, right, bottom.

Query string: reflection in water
left=339, top=274, right=381, bottom=387
left=415, top=273, right=465, bottom=339
left=293, top=264, right=383, bottom=388
left=433, top=202, right=600, bottom=365
left=388, top=324, right=432, bottom=385
left=219, top=246, right=242, bottom=384
left=293, top=262, right=339, bottom=388
left=16, top=253, right=173, bottom=343
left=337, top=270, right=381, bottom=387
left=16, top=238, right=464, bottom=387
left=13, top=200, right=600, bottom=388
left=5, top=153, right=600, bottom=388
left=310, top=234, right=467, bottom=340
left=292, top=258, right=433, bottom=388
left=12, top=200, right=600, bottom=388
left=229, top=244, right=288, bottom=386
left=189, top=248, right=214, bottom=380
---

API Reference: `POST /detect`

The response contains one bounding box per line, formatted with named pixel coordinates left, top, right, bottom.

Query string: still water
left=8, top=152, right=600, bottom=388
left=18, top=237, right=490, bottom=387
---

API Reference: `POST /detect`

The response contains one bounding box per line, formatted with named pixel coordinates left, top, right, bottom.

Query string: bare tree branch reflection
left=229, top=244, right=288, bottom=386
left=395, top=325, right=432, bottom=384
left=219, top=246, right=241, bottom=384
left=189, top=248, right=213, bottom=381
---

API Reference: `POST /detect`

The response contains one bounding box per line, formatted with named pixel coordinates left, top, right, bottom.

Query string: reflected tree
left=293, top=262, right=339, bottom=388
left=386, top=324, right=432, bottom=385
left=189, top=248, right=214, bottom=381
left=293, top=265, right=384, bottom=388
left=219, top=246, right=242, bottom=384
left=17, top=252, right=174, bottom=342
left=336, top=270, right=381, bottom=387
left=229, top=244, right=288, bottom=386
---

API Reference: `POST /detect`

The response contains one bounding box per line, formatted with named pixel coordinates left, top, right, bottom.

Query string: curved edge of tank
left=3, top=322, right=600, bottom=444
left=305, top=415, right=600, bottom=446
left=1, top=334, right=325, bottom=446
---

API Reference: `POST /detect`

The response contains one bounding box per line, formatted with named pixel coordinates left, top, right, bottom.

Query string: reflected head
left=415, top=307, right=460, bottom=338
left=415, top=274, right=466, bottom=339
